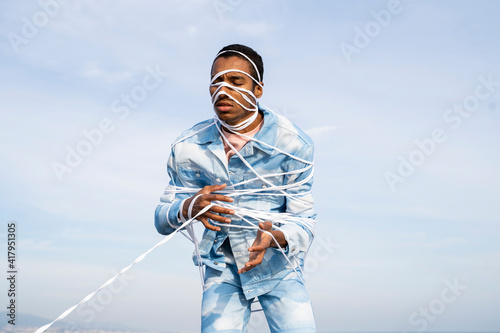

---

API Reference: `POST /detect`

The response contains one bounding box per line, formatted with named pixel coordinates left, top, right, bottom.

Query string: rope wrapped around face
left=211, top=50, right=264, bottom=132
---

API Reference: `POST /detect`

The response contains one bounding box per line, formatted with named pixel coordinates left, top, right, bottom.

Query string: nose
left=211, top=83, right=233, bottom=100
left=219, top=84, right=232, bottom=95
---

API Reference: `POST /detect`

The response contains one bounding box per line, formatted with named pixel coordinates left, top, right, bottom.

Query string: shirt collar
left=193, top=104, right=278, bottom=156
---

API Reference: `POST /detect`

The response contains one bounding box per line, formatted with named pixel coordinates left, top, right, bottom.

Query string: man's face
left=210, top=55, right=263, bottom=126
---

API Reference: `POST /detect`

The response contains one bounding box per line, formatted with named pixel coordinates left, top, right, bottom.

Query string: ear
left=253, top=82, right=264, bottom=99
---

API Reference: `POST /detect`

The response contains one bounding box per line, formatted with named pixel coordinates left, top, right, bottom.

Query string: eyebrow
left=212, top=73, right=247, bottom=81
left=230, top=75, right=245, bottom=80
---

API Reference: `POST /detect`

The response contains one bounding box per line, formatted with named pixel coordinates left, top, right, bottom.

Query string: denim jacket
left=154, top=105, right=316, bottom=299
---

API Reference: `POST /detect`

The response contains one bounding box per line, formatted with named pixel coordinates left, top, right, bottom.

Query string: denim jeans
left=201, top=263, right=316, bottom=333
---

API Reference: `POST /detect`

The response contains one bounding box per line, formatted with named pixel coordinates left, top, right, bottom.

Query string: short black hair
left=212, top=44, right=264, bottom=83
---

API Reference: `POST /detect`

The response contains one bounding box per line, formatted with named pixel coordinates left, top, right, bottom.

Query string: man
left=155, top=44, right=316, bottom=332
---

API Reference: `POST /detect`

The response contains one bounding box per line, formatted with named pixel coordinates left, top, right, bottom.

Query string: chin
left=214, top=109, right=236, bottom=122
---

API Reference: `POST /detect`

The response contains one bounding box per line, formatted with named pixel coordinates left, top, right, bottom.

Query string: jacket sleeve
left=154, top=148, right=189, bottom=235
left=279, top=141, right=316, bottom=257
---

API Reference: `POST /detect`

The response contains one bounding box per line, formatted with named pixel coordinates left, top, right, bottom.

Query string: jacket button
left=214, top=239, right=218, bottom=243
left=195, top=172, right=201, bottom=177
left=214, top=261, right=219, bottom=265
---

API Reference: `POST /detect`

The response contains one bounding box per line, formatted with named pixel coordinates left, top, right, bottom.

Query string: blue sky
left=1, top=0, right=499, bottom=332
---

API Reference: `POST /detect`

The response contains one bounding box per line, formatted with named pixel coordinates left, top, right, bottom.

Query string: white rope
left=34, top=204, right=215, bottom=333
left=35, top=66, right=315, bottom=332
left=167, top=106, right=316, bottom=287
left=210, top=68, right=262, bottom=131
left=216, top=50, right=262, bottom=82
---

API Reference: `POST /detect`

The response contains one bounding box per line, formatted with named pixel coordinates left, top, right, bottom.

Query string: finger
left=249, top=249, right=265, bottom=264
left=238, top=267, right=252, bottom=274
left=204, top=194, right=234, bottom=203
left=238, top=256, right=264, bottom=274
left=209, top=205, right=235, bottom=215
left=248, top=234, right=272, bottom=252
left=246, top=258, right=263, bottom=267
left=238, top=263, right=255, bottom=274
left=245, top=258, right=263, bottom=269
left=238, top=267, right=249, bottom=274
left=200, top=218, right=221, bottom=232
left=259, top=221, right=273, bottom=231
left=249, top=243, right=269, bottom=252
left=203, top=212, right=231, bottom=224
left=201, top=183, right=227, bottom=194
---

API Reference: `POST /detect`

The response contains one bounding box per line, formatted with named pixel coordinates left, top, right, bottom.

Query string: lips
left=215, top=99, right=234, bottom=112
left=215, top=100, right=233, bottom=107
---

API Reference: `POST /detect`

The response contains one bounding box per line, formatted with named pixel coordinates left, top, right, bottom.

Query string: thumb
left=259, top=221, right=272, bottom=231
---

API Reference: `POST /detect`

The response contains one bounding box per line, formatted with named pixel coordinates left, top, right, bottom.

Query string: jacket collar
left=193, top=104, right=277, bottom=156
left=248, top=105, right=277, bottom=156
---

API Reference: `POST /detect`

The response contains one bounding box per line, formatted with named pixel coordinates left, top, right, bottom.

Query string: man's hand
left=181, top=184, right=234, bottom=231
left=238, top=221, right=288, bottom=274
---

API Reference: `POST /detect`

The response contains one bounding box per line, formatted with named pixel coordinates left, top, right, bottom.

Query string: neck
left=223, top=111, right=263, bottom=134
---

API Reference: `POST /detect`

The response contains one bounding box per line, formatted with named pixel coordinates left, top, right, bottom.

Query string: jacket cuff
left=167, top=199, right=186, bottom=228
left=278, top=223, right=311, bottom=257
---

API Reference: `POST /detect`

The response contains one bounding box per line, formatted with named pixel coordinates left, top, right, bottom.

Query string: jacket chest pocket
left=178, top=165, right=213, bottom=188
left=242, top=174, right=285, bottom=211
left=243, top=172, right=285, bottom=190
